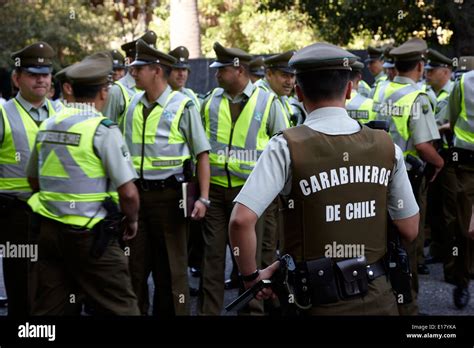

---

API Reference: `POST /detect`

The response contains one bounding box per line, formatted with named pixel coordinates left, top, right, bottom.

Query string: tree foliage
left=262, top=0, right=473, bottom=56
left=0, top=0, right=121, bottom=69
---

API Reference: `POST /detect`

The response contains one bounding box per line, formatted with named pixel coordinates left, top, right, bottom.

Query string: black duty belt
left=135, top=177, right=181, bottom=191
left=365, top=259, right=386, bottom=280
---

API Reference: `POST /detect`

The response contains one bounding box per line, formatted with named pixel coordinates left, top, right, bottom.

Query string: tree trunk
left=447, top=0, right=474, bottom=56
left=169, top=0, right=201, bottom=58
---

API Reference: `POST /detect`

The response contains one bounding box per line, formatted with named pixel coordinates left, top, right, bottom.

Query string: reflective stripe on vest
left=204, top=87, right=274, bottom=187
left=255, top=79, right=291, bottom=127
left=0, top=98, right=55, bottom=198
left=378, top=82, right=424, bottom=159
left=454, top=72, right=474, bottom=150
left=27, top=108, right=113, bottom=228
left=183, top=88, right=201, bottom=110
left=123, top=90, right=192, bottom=180
left=346, top=91, right=375, bottom=124
left=371, top=80, right=390, bottom=113
left=115, top=80, right=139, bottom=125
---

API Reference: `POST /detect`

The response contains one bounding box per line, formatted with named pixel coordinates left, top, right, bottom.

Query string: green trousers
left=128, top=186, right=190, bottom=316
left=32, top=217, right=139, bottom=315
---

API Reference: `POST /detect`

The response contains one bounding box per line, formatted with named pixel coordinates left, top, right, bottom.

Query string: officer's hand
left=191, top=200, right=207, bottom=220
left=244, top=261, right=280, bottom=301
left=123, top=218, right=138, bottom=241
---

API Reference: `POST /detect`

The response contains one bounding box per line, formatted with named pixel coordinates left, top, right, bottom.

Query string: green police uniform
left=0, top=41, right=58, bottom=316
left=422, top=49, right=454, bottom=268
left=102, top=31, right=157, bottom=124
left=377, top=38, right=441, bottom=315
left=198, top=42, right=288, bottom=315
left=26, top=52, right=140, bottom=315
left=234, top=42, right=419, bottom=315
left=122, top=40, right=211, bottom=316
left=443, top=70, right=474, bottom=308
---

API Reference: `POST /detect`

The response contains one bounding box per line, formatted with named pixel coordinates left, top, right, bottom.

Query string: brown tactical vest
left=282, top=125, right=395, bottom=264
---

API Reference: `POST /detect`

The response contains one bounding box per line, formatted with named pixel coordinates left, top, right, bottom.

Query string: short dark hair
left=395, top=59, right=420, bottom=73
left=72, top=83, right=105, bottom=99
left=296, top=70, right=350, bottom=102
left=159, top=64, right=171, bottom=78
left=349, top=70, right=362, bottom=81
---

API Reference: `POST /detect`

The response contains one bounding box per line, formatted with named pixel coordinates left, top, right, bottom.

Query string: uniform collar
left=66, top=102, right=101, bottom=115
left=15, top=92, right=49, bottom=113
left=393, top=76, right=417, bottom=86
left=223, top=80, right=255, bottom=102
left=439, top=80, right=453, bottom=96
left=374, top=71, right=387, bottom=82
left=120, top=72, right=136, bottom=89
left=304, top=106, right=360, bottom=135
left=140, top=85, right=172, bottom=108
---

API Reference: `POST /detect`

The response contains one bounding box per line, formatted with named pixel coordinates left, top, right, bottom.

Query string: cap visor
left=383, top=62, right=395, bottom=68
left=23, top=66, right=52, bottom=74
left=251, top=71, right=265, bottom=77
left=277, top=67, right=296, bottom=74
left=172, top=63, right=191, bottom=70
left=129, top=60, right=153, bottom=67
left=209, top=61, right=232, bottom=68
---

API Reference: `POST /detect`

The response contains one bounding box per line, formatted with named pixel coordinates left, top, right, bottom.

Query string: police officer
left=366, top=45, right=388, bottom=88
left=382, top=45, right=398, bottom=82
left=26, top=52, right=140, bottom=315
left=423, top=49, right=454, bottom=265
left=229, top=42, right=419, bottom=315
left=198, top=42, right=288, bottom=315
left=53, top=65, right=75, bottom=109
left=0, top=41, right=58, bottom=316
left=346, top=60, right=376, bottom=124
left=249, top=57, right=265, bottom=83
left=123, top=39, right=211, bottom=316
left=168, top=46, right=201, bottom=109
left=102, top=31, right=157, bottom=124
left=255, top=51, right=304, bottom=127
left=444, top=66, right=474, bottom=309
left=110, top=49, right=126, bottom=82
left=377, top=38, right=444, bottom=315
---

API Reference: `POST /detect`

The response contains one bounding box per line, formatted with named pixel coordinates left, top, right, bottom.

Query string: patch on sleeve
left=100, top=119, right=117, bottom=128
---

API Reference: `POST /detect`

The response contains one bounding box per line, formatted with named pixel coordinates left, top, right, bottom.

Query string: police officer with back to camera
left=228, top=42, right=420, bottom=315
left=27, top=52, right=140, bottom=315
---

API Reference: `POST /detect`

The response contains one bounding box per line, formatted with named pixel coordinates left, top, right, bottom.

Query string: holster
left=90, top=198, right=123, bottom=259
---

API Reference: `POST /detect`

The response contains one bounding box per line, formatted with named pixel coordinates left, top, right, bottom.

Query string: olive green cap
left=110, top=49, right=125, bottom=69
left=351, top=60, right=365, bottom=71
left=264, top=50, right=296, bottom=74
left=66, top=52, right=112, bottom=86
left=130, top=39, right=177, bottom=67
left=289, top=42, right=358, bottom=73
left=121, top=30, right=157, bottom=58
left=209, top=42, right=252, bottom=68
left=169, top=46, right=191, bottom=69
left=11, top=41, right=55, bottom=74
left=365, top=45, right=384, bottom=62
left=390, top=38, right=428, bottom=62
left=249, top=56, right=265, bottom=76
left=425, top=49, right=452, bottom=70
left=382, top=45, right=396, bottom=68
left=54, top=64, right=75, bottom=84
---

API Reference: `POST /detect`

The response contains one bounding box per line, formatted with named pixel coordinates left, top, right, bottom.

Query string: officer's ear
left=295, top=84, right=304, bottom=102
left=345, top=80, right=353, bottom=100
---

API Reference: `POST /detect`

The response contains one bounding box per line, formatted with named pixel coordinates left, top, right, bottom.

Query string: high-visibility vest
left=115, top=79, right=140, bottom=125
left=203, top=87, right=275, bottom=188
left=346, top=90, right=376, bottom=124
left=181, top=87, right=201, bottom=110
left=0, top=98, right=56, bottom=198
left=28, top=107, right=116, bottom=228
left=454, top=71, right=474, bottom=151
left=254, top=79, right=291, bottom=127
left=123, top=90, right=192, bottom=180
left=358, top=80, right=371, bottom=97
left=376, top=81, right=426, bottom=159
